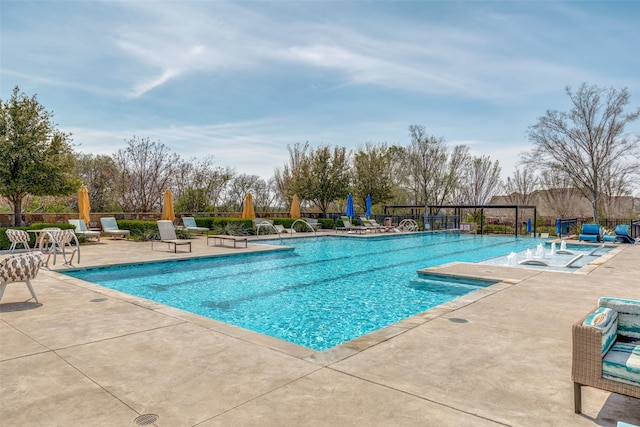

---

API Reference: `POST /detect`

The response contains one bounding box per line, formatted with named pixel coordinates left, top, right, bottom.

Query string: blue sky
left=2, top=1, right=639, bottom=183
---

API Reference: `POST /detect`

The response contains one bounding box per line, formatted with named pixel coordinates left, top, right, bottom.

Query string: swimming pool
left=65, top=233, right=546, bottom=351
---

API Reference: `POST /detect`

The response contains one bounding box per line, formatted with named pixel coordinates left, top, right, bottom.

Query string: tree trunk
left=12, top=195, right=23, bottom=226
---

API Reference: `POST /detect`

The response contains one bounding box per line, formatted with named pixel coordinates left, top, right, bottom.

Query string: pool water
left=65, top=233, right=546, bottom=351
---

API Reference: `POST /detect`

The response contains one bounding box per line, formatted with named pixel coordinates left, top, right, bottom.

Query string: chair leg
left=0, top=283, right=6, bottom=302
left=9, top=242, right=16, bottom=253
left=25, top=279, right=39, bottom=303
left=574, top=382, right=582, bottom=414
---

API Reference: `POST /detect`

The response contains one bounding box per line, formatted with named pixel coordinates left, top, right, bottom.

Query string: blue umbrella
left=556, top=218, right=561, bottom=235
left=365, top=194, right=372, bottom=218
left=345, top=194, right=355, bottom=219
left=526, top=218, right=532, bottom=233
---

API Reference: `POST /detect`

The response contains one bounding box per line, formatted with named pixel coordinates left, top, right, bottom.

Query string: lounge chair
left=153, top=220, right=192, bottom=253
left=274, top=224, right=288, bottom=234
left=0, top=251, right=45, bottom=303
left=254, top=219, right=276, bottom=235
left=572, top=297, right=640, bottom=413
left=100, top=217, right=130, bottom=240
left=68, top=219, right=101, bottom=241
left=519, top=253, right=584, bottom=267
left=578, top=223, right=601, bottom=242
left=336, top=217, right=366, bottom=233
left=5, top=229, right=31, bottom=253
left=302, top=218, right=321, bottom=230
left=602, top=224, right=636, bottom=244
left=359, top=217, right=383, bottom=232
left=182, top=217, right=209, bottom=235
left=369, top=218, right=393, bottom=232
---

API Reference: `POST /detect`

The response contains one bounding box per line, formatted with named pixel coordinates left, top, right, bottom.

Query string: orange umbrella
left=241, top=193, right=255, bottom=219
left=161, top=189, right=175, bottom=221
left=78, top=185, right=91, bottom=225
left=289, top=194, right=301, bottom=218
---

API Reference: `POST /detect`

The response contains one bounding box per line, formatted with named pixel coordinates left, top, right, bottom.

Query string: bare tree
left=523, top=83, right=640, bottom=222
left=456, top=155, right=502, bottom=206
left=401, top=125, right=469, bottom=207
left=112, top=136, right=179, bottom=212
left=538, top=169, right=583, bottom=219
left=504, top=166, right=538, bottom=205
left=226, top=174, right=263, bottom=212
left=172, top=156, right=233, bottom=212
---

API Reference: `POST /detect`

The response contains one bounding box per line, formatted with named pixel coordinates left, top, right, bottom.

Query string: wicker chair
left=572, top=297, right=640, bottom=413
left=0, top=252, right=45, bottom=303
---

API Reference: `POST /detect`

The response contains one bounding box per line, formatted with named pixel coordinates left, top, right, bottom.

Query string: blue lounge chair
left=603, top=224, right=636, bottom=244
left=578, top=224, right=601, bottom=242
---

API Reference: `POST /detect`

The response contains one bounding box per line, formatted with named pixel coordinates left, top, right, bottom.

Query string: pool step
left=407, top=276, right=486, bottom=296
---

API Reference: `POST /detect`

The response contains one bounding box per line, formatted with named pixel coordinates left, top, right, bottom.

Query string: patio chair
left=336, top=217, right=366, bottom=234
left=603, top=225, right=636, bottom=244
left=5, top=229, right=31, bottom=253
left=578, top=223, right=601, bottom=242
left=572, top=297, right=640, bottom=413
left=0, top=251, right=45, bottom=303
left=68, top=219, right=101, bottom=241
left=153, top=220, right=192, bottom=253
left=43, top=229, right=80, bottom=267
left=100, top=217, right=130, bottom=240
left=182, top=217, right=209, bottom=235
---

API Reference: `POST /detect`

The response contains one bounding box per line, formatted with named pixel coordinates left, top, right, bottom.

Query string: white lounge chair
left=68, top=219, right=101, bottom=241
left=100, top=217, right=130, bottom=240
left=182, top=217, right=209, bottom=235
left=154, top=220, right=192, bottom=253
left=519, top=253, right=584, bottom=267
left=0, top=251, right=45, bottom=303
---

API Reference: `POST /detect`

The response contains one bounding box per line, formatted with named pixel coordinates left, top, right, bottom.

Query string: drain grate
left=448, top=318, right=469, bottom=323
left=134, top=414, right=159, bottom=425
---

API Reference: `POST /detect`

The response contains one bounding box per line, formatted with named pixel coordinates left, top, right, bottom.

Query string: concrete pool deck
left=1, top=233, right=639, bottom=426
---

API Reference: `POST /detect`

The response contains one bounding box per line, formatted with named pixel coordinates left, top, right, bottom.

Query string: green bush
left=191, top=217, right=254, bottom=235
left=0, top=223, right=75, bottom=250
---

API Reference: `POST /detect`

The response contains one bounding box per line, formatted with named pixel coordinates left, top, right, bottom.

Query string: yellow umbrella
left=289, top=194, right=301, bottom=218
left=162, top=189, right=175, bottom=221
left=241, top=193, right=256, bottom=219
left=78, top=185, right=91, bottom=225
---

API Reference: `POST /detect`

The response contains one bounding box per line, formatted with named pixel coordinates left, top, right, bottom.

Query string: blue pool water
left=65, top=233, right=547, bottom=351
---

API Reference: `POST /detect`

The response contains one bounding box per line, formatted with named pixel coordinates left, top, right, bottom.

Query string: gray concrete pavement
left=1, top=233, right=639, bottom=426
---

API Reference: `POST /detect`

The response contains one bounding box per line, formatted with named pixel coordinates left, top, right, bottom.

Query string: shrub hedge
left=0, top=223, right=75, bottom=251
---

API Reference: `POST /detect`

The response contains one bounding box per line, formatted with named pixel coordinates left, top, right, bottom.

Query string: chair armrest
left=572, top=319, right=606, bottom=384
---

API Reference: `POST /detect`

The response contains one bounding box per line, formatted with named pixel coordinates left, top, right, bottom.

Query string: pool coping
left=49, top=235, right=623, bottom=366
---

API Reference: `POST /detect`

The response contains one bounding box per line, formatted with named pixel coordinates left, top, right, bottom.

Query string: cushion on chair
left=603, top=341, right=640, bottom=387
left=583, top=307, right=619, bottom=354
left=599, top=297, right=640, bottom=340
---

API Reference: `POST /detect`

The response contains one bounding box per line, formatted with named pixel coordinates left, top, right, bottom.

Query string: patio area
left=1, top=233, right=639, bottom=426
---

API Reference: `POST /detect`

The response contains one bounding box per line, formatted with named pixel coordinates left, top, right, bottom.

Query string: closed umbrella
left=242, top=193, right=256, bottom=219
left=78, top=185, right=91, bottom=225
left=526, top=218, right=532, bottom=234
left=162, top=189, right=175, bottom=221
left=345, top=194, right=355, bottom=219
left=365, top=194, right=372, bottom=218
left=289, top=194, right=301, bottom=218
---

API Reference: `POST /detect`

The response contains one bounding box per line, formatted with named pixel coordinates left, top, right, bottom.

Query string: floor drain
left=134, top=414, right=159, bottom=425
left=448, top=318, right=469, bottom=323
left=90, top=298, right=107, bottom=302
